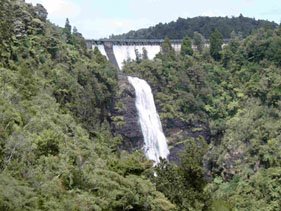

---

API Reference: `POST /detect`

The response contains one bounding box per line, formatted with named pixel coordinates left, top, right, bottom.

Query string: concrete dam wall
left=86, top=39, right=182, bottom=70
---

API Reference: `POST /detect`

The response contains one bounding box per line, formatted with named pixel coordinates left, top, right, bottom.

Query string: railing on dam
left=86, top=39, right=183, bottom=46
left=85, top=38, right=230, bottom=49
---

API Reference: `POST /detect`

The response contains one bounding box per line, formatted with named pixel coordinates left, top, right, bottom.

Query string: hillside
left=111, top=15, right=278, bottom=39
left=0, top=1, right=175, bottom=210
left=1, top=0, right=281, bottom=210
left=122, top=26, right=281, bottom=210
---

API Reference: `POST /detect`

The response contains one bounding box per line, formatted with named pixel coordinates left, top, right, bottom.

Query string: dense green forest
left=1, top=0, right=281, bottom=210
left=111, top=15, right=278, bottom=40
left=122, top=26, right=281, bottom=210
left=0, top=1, right=175, bottom=210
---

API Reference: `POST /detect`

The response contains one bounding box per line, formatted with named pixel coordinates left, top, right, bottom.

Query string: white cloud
left=74, top=18, right=153, bottom=39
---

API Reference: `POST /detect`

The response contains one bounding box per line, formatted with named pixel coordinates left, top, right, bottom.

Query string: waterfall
left=113, top=45, right=161, bottom=69
left=128, top=76, right=169, bottom=164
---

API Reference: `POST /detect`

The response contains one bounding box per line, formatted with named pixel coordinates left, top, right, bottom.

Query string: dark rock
left=111, top=74, right=144, bottom=152
left=111, top=75, right=211, bottom=165
left=164, top=118, right=211, bottom=164
left=165, top=118, right=211, bottom=143
left=211, top=145, right=245, bottom=181
left=168, top=142, right=185, bottom=164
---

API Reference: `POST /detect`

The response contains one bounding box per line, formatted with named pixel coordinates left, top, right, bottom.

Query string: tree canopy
left=111, top=15, right=277, bottom=39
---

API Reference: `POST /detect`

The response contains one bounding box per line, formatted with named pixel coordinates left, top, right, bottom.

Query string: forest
left=110, top=15, right=277, bottom=40
left=0, top=0, right=281, bottom=210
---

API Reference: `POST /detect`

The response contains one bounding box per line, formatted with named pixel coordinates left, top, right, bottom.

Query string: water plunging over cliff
left=128, top=76, right=169, bottom=164
left=114, top=45, right=161, bottom=69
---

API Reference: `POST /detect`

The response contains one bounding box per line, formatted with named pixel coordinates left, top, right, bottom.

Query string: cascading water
left=128, top=76, right=169, bottom=164
left=113, top=45, right=161, bottom=69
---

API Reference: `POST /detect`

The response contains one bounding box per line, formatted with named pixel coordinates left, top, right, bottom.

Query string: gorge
left=1, top=0, right=281, bottom=210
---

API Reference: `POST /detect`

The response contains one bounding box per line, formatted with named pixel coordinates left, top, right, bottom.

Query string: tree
left=210, top=29, right=223, bottom=61
left=0, top=0, right=13, bottom=50
left=142, top=47, right=148, bottom=60
left=193, top=32, right=205, bottom=53
left=180, top=35, right=193, bottom=56
left=160, top=37, right=175, bottom=59
left=93, top=47, right=107, bottom=64
left=135, top=48, right=141, bottom=63
left=154, top=138, right=210, bottom=210
left=229, top=31, right=241, bottom=53
left=65, top=18, right=71, bottom=33
left=64, top=18, right=72, bottom=44
left=73, top=26, right=78, bottom=34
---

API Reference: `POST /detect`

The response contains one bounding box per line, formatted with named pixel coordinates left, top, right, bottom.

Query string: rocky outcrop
left=111, top=75, right=144, bottom=152
left=111, top=75, right=211, bottom=164
left=111, top=74, right=211, bottom=164
left=164, top=118, right=211, bottom=164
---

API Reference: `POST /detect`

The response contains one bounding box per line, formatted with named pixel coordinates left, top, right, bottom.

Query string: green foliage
left=1, top=1, right=281, bottom=210
left=159, top=37, right=176, bottom=60
left=111, top=16, right=277, bottom=39
left=207, top=168, right=281, bottom=210
left=180, top=36, right=193, bottom=56
left=64, top=18, right=72, bottom=44
left=0, top=0, right=13, bottom=49
left=193, top=32, right=205, bottom=53
left=154, top=137, right=210, bottom=210
left=142, top=47, right=148, bottom=60
left=123, top=25, right=281, bottom=210
left=242, top=28, right=281, bottom=66
left=0, top=1, right=174, bottom=210
left=0, top=173, right=37, bottom=210
left=123, top=53, right=210, bottom=123
left=210, top=29, right=223, bottom=61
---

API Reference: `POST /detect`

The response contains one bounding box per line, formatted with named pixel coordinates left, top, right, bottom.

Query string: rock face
left=164, top=118, right=211, bottom=164
left=111, top=74, right=211, bottom=164
left=111, top=75, right=144, bottom=152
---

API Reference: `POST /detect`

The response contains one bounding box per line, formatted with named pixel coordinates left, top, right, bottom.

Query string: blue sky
left=25, top=0, right=281, bottom=39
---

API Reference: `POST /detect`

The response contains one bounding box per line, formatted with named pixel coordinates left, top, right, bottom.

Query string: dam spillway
left=88, top=39, right=182, bottom=70
left=113, top=45, right=161, bottom=69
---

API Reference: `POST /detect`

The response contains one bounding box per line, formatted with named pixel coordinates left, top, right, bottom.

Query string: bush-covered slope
left=0, top=1, right=175, bottom=210
left=122, top=28, right=281, bottom=210
left=1, top=0, right=281, bottom=210
left=111, top=15, right=277, bottom=39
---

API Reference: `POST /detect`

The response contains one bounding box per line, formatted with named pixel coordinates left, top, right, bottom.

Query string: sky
left=25, top=0, right=281, bottom=39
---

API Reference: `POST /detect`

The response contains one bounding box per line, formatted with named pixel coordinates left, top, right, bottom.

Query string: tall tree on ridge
left=193, top=32, right=205, bottom=53
left=160, top=37, right=175, bottom=59
left=180, top=35, right=193, bottom=56
left=210, top=29, right=223, bottom=61
left=64, top=18, right=72, bottom=44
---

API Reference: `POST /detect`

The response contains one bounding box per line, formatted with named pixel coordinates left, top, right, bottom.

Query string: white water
left=113, top=45, right=161, bottom=69
left=93, top=44, right=181, bottom=69
left=128, top=76, right=169, bottom=164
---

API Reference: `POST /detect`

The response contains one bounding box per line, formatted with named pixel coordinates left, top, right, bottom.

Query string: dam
left=86, top=39, right=183, bottom=69
left=85, top=39, right=229, bottom=69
